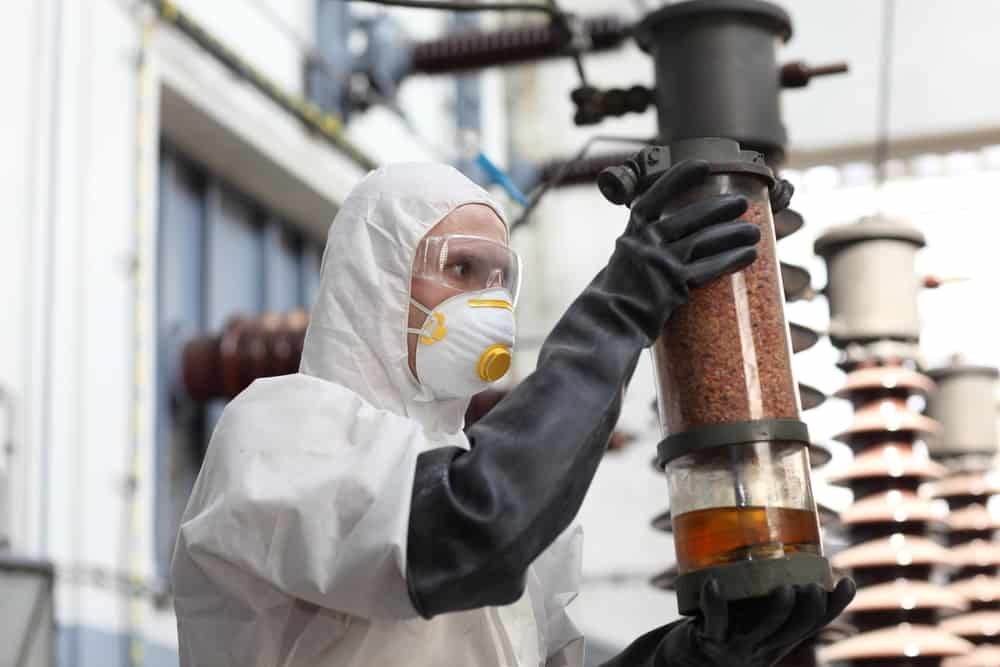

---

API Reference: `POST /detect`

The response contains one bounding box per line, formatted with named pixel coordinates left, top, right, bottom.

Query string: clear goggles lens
left=412, top=234, right=522, bottom=304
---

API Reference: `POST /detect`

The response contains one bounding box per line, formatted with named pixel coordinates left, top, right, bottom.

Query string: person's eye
left=449, top=262, right=468, bottom=279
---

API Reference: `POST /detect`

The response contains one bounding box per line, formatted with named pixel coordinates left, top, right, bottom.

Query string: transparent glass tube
left=652, top=173, right=800, bottom=435
left=666, top=440, right=821, bottom=574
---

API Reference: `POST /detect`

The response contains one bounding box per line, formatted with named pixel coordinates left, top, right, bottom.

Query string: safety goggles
left=412, top=234, right=522, bottom=305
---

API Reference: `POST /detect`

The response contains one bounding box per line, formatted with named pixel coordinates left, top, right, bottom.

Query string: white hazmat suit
left=171, top=163, right=585, bottom=667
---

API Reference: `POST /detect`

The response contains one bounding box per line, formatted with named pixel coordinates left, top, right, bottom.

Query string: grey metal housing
left=635, top=0, right=792, bottom=163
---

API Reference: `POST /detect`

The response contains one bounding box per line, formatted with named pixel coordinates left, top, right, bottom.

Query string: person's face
left=408, top=204, right=508, bottom=380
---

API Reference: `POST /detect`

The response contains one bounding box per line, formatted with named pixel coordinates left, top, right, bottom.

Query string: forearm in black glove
left=406, top=160, right=762, bottom=618
left=602, top=578, right=856, bottom=667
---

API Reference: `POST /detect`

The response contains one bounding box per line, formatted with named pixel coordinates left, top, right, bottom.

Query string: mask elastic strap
left=407, top=298, right=433, bottom=336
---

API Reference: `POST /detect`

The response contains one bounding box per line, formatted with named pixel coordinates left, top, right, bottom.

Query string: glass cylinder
left=666, top=440, right=821, bottom=574
left=652, top=169, right=800, bottom=433
left=649, top=140, right=830, bottom=613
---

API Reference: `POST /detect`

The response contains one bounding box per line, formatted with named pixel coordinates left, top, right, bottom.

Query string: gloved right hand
left=406, top=158, right=762, bottom=619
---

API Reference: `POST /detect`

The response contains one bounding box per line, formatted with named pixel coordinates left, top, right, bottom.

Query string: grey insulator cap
left=814, top=217, right=926, bottom=347
left=926, top=364, right=1000, bottom=459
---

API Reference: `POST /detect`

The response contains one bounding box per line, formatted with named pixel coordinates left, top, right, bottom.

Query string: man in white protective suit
left=171, top=161, right=853, bottom=667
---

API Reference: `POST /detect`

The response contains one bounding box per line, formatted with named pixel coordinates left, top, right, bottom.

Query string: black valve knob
left=597, top=165, right=638, bottom=206
left=597, top=146, right=669, bottom=207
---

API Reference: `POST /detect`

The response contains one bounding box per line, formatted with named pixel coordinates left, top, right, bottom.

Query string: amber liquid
left=673, top=506, right=822, bottom=574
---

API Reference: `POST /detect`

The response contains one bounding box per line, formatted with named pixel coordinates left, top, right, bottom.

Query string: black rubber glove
left=406, top=160, right=761, bottom=618
left=602, top=578, right=856, bottom=667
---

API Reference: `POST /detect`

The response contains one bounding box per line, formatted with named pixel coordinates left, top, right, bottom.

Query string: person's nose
left=486, top=268, right=505, bottom=289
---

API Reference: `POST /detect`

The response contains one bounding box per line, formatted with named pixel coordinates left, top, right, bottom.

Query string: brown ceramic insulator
left=182, top=311, right=309, bottom=401
left=926, top=473, right=1000, bottom=510
left=832, top=535, right=952, bottom=587
left=834, top=398, right=940, bottom=444
left=835, top=366, right=936, bottom=405
left=781, top=262, right=812, bottom=301
left=775, top=209, right=805, bottom=241
left=825, top=443, right=947, bottom=497
left=789, top=321, right=820, bottom=354
left=847, top=580, right=968, bottom=616
left=818, top=624, right=974, bottom=664
left=947, top=505, right=1000, bottom=546
left=950, top=576, right=1000, bottom=611
left=840, top=490, right=948, bottom=541
left=943, top=646, right=1000, bottom=667
left=950, top=540, right=1000, bottom=579
left=847, top=578, right=967, bottom=632
left=948, top=505, right=1000, bottom=533
left=650, top=509, right=672, bottom=533
left=940, top=612, right=1000, bottom=645
left=218, top=315, right=307, bottom=398
left=649, top=564, right=678, bottom=591
left=798, top=382, right=827, bottom=411
left=410, top=15, right=632, bottom=75
left=181, top=333, right=227, bottom=401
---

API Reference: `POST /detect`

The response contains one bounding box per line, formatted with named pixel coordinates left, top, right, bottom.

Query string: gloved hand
left=602, top=578, right=856, bottom=667
left=606, top=158, right=760, bottom=344
left=406, top=159, right=761, bottom=618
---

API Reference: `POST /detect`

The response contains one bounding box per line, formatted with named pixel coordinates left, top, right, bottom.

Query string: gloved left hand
left=602, top=577, right=856, bottom=667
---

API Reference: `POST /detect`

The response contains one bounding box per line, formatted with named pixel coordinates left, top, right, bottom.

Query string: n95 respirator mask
left=408, top=287, right=516, bottom=400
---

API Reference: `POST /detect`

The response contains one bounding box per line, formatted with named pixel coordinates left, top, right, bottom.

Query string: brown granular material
left=653, top=177, right=800, bottom=433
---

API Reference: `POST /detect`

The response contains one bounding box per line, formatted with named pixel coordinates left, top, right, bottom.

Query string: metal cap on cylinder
left=634, top=0, right=792, bottom=162
left=814, top=216, right=927, bottom=348
left=926, top=364, right=1000, bottom=459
